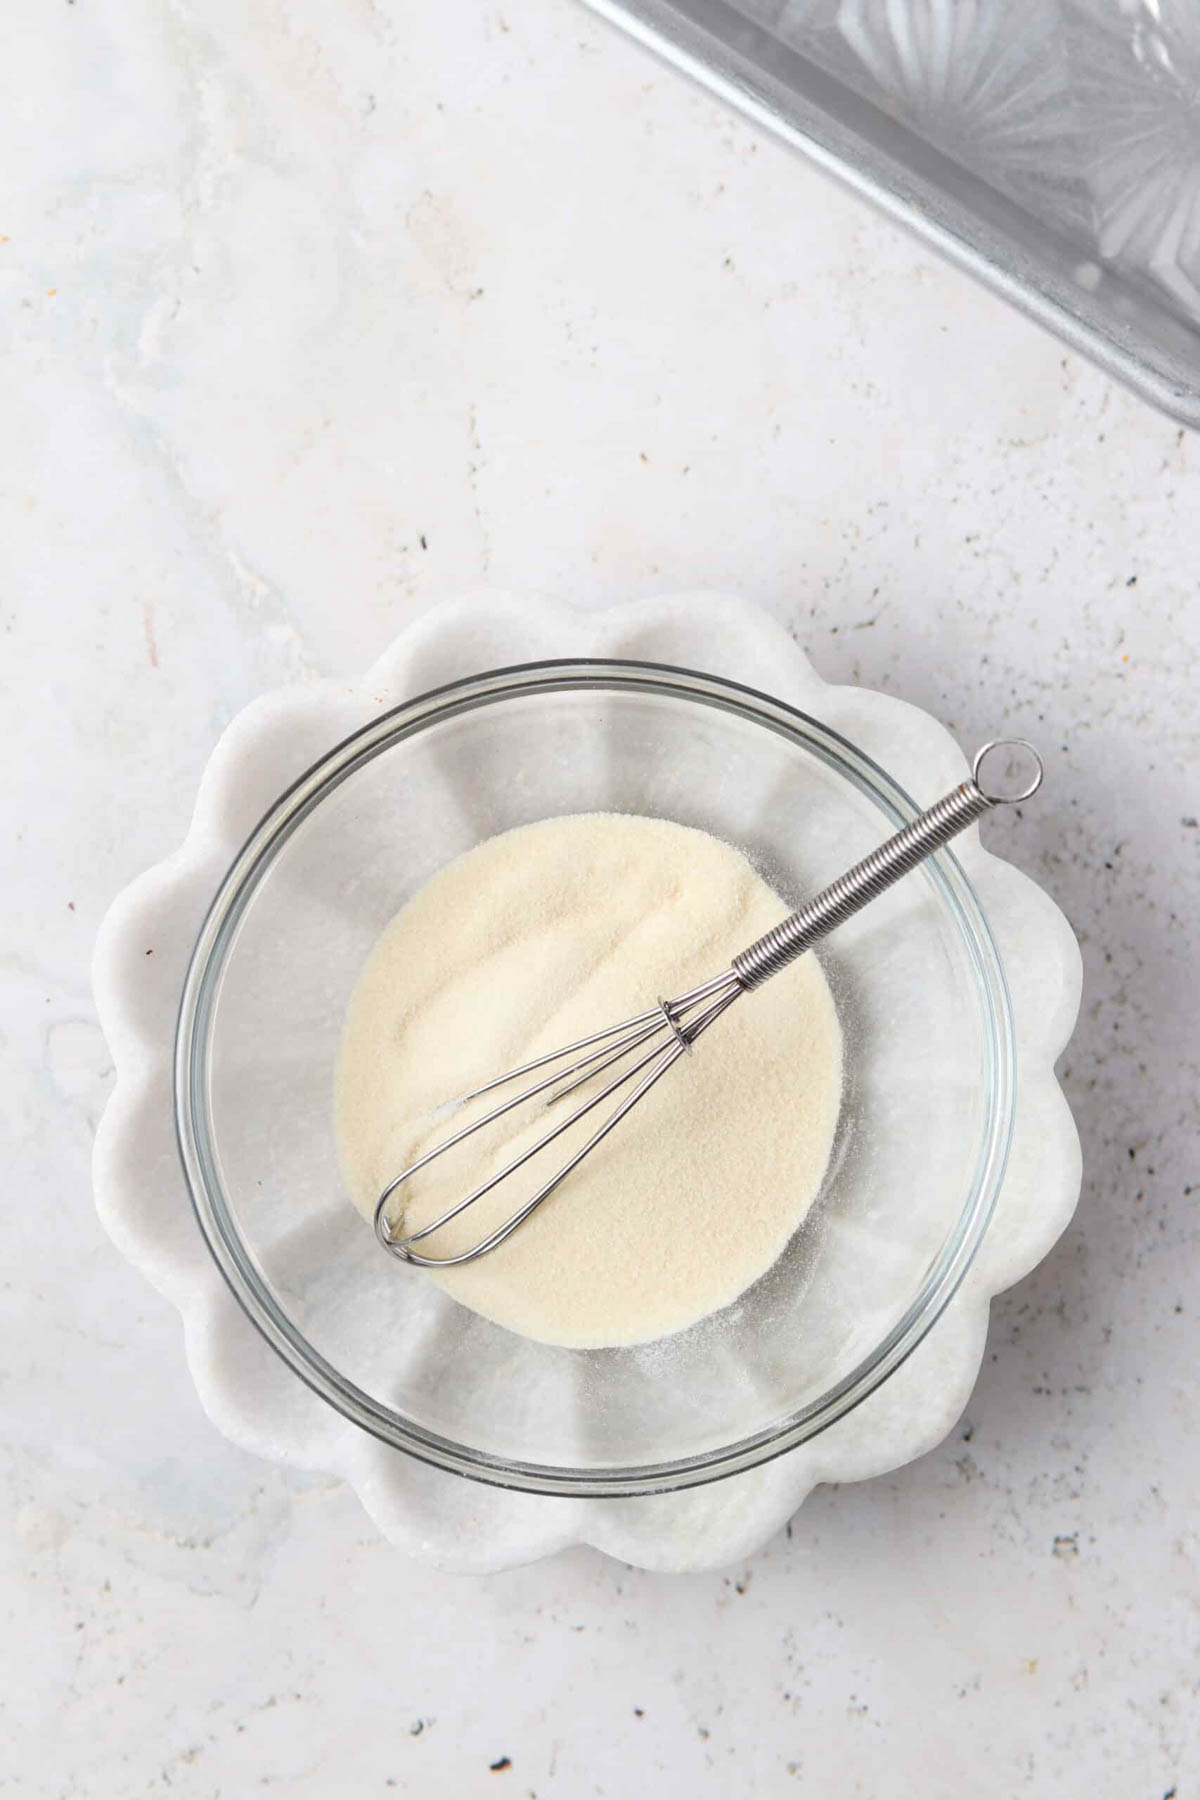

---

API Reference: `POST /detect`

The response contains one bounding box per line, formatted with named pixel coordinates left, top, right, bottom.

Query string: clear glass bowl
left=175, top=661, right=1014, bottom=1497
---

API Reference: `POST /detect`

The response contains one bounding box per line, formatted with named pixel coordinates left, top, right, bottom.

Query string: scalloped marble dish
left=93, top=594, right=1082, bottom=1572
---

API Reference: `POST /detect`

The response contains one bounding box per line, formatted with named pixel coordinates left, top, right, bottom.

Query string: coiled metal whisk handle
left=732, top=739, right=1043, bottom=992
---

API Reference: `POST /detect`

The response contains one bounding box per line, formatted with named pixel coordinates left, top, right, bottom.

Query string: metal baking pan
left=585, top=0, right=1200, bottom=426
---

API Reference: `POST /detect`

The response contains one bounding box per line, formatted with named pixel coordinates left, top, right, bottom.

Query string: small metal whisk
left=374, top=738, right=1043, bottom=1268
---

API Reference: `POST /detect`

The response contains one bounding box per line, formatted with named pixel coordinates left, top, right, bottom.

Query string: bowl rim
left=174, top=657, right=1015, bottom=1498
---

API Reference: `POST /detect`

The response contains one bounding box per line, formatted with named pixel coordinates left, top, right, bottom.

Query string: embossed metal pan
left=585, top=0, right=1200, bottom=426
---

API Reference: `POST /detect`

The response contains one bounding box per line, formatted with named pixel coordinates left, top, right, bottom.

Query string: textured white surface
left=2, top=0, right=1198, bottom=1795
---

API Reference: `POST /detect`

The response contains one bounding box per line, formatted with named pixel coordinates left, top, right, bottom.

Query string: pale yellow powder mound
left=335, top=813, right=842, bottom=1349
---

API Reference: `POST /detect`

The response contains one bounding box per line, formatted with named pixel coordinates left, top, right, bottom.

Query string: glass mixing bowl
left=176, top=661, right=1014, bottom=1497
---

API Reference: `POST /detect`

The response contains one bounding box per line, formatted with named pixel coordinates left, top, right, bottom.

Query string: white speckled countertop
left=2, top=2, right=1197, bottom=1795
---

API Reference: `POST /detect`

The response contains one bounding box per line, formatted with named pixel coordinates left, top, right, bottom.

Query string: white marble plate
left=92, top=592, right=1082, bottom=1572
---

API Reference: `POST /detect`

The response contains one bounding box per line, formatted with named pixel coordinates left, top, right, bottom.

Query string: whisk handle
left=731, top=739, right=1042, bottom=991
